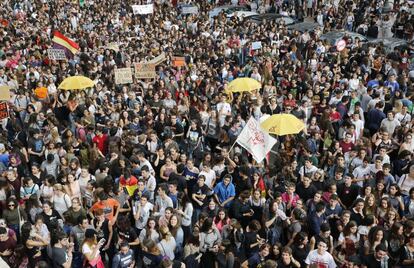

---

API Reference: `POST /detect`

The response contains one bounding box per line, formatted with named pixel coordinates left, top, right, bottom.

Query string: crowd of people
left=0, top=0, right=414, bottom=267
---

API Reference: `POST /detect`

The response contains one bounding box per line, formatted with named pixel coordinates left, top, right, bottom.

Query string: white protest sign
left=148, top=52, right=166, bottom=65
left=182, top=6, right=199, bottom=14
left=251, top=41, right=262, bottom=50
left=47, top=49, right=66, bottom=60
left=132, top=4, right=154, bottom=15
left=114, top=68, right=133, bottom=84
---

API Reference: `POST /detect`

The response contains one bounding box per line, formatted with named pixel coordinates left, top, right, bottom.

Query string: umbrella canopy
left=58, top=76, right=95, bottom=90
left=226, top=77, right=261, bottom=93
left=261, top=114, right=305, bottom=136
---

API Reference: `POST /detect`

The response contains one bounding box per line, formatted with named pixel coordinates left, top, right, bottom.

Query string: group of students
left=1, top=0, right=414, bottom=268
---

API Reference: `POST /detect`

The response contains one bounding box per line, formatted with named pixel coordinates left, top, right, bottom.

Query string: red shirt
left=92, top=134, right=108, bottom=155
left=339, top=140, right=354, bottom=153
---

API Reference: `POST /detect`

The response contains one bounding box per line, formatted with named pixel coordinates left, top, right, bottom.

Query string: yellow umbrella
left=58, top=76, right=95, bottom=90
left=227, top=77, right=261, bottom=93
left=261, top=114, right=305, bottom=136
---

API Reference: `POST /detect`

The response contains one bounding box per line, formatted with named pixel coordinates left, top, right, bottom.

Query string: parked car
left=248, top=13, right=296, bottom=25
left=228, top=11, right=258, bottom=19
left=320, top=31, right=369, bottom=46
left=209, top=5, right=250, bottom=19
left=367, top=37, right=408, bottom=53
left=287, top=22, right=320, bottom=33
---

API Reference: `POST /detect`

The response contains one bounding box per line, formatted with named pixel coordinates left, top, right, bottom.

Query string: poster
left=132, top=4, right=154, bottom=15
left=251, top=41, right=262, bottom=50
left=134, top=63, right=156, bottom=79
left=114, top=68, right=133, bottom=84
left=182, top=6, right=199, bottom=14
left=172, top=56, right=185, bottom=67
left=148, top=52, right=166, bottom=65
left=0, top=102, right=9, bottom=120
left=0, top=86, right=10, bottom=101
left=47, top=49, right=67, bottom=60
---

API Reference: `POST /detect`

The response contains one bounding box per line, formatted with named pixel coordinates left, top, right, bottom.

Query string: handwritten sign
left=172, top=56, right=185, bottom=67
left=251, top=41, right=262, bottom=50
left=134, top=63, right=156, bottom=79
left=114, top=68, right=133, bottom=84
left=148, top=52, right=166, bottom=65
left=182, top=6, right=199, bottom=14
left=0, top=102, right=9, bottom=120
left=132, top=4, right=154, bottom=15
left=0, top=86, right=11, bottom=101
left=47, top=49, right=66, bottom=60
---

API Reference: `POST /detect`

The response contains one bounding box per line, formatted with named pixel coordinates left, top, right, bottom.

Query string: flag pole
left=228, top=139, right=238, bottom=153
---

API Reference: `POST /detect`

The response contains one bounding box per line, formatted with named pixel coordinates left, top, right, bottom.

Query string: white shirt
left=199, top=169, right=216, bottom=189
left=305, top=249, right=337, bottom=268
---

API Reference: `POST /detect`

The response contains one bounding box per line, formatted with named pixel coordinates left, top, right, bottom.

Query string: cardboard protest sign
left=132, top=4, right=154, bottom=15
left=172, top=56, right=185, bottom=67
left=0, top=102, right=9, bottom=120
left=0, top=86, right=11, bottom=101
left=251, top=41, right=262, bottom=50
left=134, top=63, right=156, bottom=79
left=114, top=68, right=133, bottom=84
left=47, top=49, right=67, bottom=60
left=182, top=6, right=199, bottom=14
left=148, top=53, right=166, bottom=65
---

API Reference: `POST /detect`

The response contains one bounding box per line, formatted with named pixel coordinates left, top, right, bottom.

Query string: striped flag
left=52, top=31, right=79, bottom=58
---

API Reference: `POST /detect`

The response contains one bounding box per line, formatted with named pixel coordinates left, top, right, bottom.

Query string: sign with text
left=0, top=86, right=11, bottom=101
left=182, top=6, right=199, bottom=14
left=114, top=68, right=133, bottom=84
left=148, top=52, right=166, bottom=65
left=134, top=63, right=156, bottom=79
left=0, top=102, right=9, bottom=120
left=47, top=49, right=66, bottom=60
left=132, top=4, right=154, bottom=15
left=251, top=41, right=262, bottom=50
left=172, top=56, right=185, bottom=67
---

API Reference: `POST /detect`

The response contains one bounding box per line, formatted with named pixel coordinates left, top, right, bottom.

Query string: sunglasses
left=8, top=204, right=15, bottom=207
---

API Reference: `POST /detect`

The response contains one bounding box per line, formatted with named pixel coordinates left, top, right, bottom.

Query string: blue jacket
left=214, top=181, right=236, bottom=207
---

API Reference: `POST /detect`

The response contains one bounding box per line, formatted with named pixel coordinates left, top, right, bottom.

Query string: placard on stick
left=47, top=49, right=67, bottom=60
left=134, top=63, right=156, bottom=79
left=114, top=68, right=133, bottom=84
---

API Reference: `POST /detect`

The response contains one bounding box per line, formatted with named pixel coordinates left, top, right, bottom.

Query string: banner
left=0, top=102, right=9, bottom=120
left=134, top=63, right=156, bottom=79
left=182, top=6, right=199, bottom=14
left=172, top=56, right=185, bottom=67
left=47, top=48, right=67, bottom=60
left=148, top=52, right=166, bottom=65
left=236, top=117, right=277, bottom=163
left=114, top=68, right=133, bottom=84
left=132, top=4, right=154, bottom=15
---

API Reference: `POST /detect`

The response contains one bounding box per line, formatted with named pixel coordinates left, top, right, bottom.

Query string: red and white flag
left=236, top=117, right=277, bottom=163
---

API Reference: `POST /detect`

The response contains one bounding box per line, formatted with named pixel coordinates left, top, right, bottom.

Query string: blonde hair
left=159, top=225, right=172, bottom=242
left=53, top=183, right=63, bottom=191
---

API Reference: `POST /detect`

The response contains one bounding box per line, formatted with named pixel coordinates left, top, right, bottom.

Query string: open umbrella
left=226, top=77, right=261, bottom=93
left=261, top=114, right=305, bottom=136
left=58, top=76, right=95, bottom=90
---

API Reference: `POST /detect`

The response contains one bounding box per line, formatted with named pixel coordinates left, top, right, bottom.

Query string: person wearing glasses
left=2, top=198, right=27, bottom=240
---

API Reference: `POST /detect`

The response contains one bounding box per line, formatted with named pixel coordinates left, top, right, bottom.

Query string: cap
left=84, top=228, right=98, bottom=239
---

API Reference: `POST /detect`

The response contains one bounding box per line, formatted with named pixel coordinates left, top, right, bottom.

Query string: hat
left=84, top=228, right=98, bottom=239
